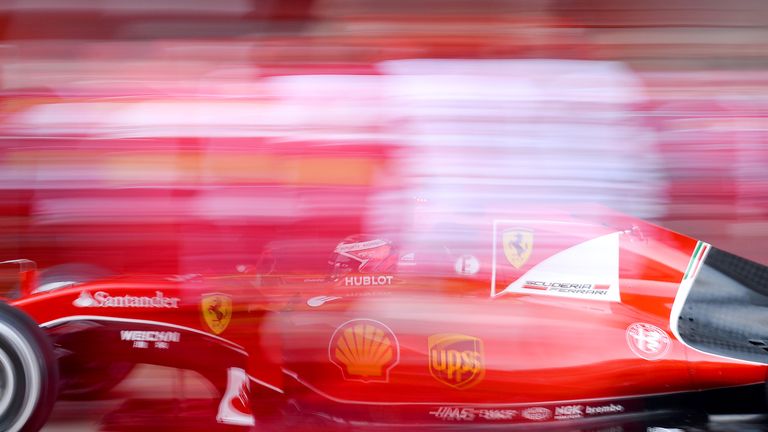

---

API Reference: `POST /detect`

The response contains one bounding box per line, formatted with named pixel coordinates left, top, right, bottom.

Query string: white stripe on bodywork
left=39, top=315, right=247, bottom=355
left=248, top=375, right=284, bottom=394
left=668, top=242, right=763, bottom=366
left=40, top=315, right=287, bottom=393
left=491, top=221, right=621, bottom=302
left=490, top=219, right=607, bottom=297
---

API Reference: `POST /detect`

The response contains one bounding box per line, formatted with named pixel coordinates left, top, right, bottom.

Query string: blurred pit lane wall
left=0, top=0, right=767, bottom=274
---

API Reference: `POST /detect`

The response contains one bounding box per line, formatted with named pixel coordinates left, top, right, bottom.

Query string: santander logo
left=73, top=290, right=180, bottom=309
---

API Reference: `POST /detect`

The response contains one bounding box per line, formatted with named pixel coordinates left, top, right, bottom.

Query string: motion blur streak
left=0, top=0, right=767, bottom=431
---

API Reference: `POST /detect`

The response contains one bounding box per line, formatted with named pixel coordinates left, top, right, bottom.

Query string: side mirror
left=0, top=259, right=37, bottom=299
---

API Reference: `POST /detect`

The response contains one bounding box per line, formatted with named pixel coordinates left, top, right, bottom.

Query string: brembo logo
left=585, top=404, right=624, bottom=415
left=73, top=290, right=180, bottom=308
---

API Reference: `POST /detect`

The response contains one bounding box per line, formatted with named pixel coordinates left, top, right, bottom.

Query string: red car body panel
left=5, top=207, right=768, bottom=428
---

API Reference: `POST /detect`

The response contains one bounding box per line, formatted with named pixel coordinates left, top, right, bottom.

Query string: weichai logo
left=428, top=333, right=485, bottom=389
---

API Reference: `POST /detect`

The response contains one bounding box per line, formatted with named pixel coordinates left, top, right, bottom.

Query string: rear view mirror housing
left=0, top=259, right=37, bottom=300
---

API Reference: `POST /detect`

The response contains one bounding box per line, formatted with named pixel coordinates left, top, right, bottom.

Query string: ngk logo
left=554, top=405, right=583, bottom=419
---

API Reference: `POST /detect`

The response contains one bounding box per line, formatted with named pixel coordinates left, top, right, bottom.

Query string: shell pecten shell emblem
left=329, top=319, right=400, bottom=382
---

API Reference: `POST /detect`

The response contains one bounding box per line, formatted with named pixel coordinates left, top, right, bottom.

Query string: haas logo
left=201, top=293, right=232, bottom=335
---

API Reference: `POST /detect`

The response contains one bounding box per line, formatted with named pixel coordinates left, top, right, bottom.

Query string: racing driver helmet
left=329, top=235, right=399, bottom=287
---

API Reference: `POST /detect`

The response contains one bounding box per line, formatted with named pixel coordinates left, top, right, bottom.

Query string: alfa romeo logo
left=626, top=322, right=670, bottom=361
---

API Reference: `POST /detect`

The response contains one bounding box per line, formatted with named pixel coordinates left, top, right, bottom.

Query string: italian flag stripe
left=683, top=241, right=709, bottom=280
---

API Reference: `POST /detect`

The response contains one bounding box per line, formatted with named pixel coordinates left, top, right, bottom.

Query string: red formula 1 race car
left=2, top=207, right=768, bottom=431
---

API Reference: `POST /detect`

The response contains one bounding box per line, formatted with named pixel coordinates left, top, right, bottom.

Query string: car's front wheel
left=35, top=263, right=135, bottom=400
left=0, top=302, right=59, bottom=432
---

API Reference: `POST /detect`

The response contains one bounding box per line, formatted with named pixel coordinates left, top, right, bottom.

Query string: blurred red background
left=1, top=0, right=767, bottom=275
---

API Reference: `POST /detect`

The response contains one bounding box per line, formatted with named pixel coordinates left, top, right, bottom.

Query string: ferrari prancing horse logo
left=502, top=228, right=533, bottom=268
left=202, top=293, right=232, bottom=335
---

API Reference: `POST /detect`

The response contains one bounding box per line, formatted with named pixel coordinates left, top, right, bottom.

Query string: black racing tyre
left=35, top=263, right=136, bottom=400
left=0, top=302, right=59, bottom=432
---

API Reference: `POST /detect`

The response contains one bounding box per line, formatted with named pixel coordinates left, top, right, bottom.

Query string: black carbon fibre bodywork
left=678, top=247, right=768, bottom=364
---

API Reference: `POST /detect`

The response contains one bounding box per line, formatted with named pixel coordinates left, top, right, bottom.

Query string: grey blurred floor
left=42, top=365, right=217, bottom=432
left=39, top=365, right=768, bottom=431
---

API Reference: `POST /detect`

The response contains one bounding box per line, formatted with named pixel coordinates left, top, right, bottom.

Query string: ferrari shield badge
left=329, top=319, right=400, bottom=383
left=502, top=228, right=533, bottom=268
left=428, top=333, right=485, bottom=389
left=202, top=293, right=232, bottom=335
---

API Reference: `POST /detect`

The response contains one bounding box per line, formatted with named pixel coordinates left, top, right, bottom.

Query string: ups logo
left=428, top=333, right=485, bottom=389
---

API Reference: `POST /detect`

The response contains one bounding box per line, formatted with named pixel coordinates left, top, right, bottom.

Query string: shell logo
left=329, top=319, right=400, bottom=383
